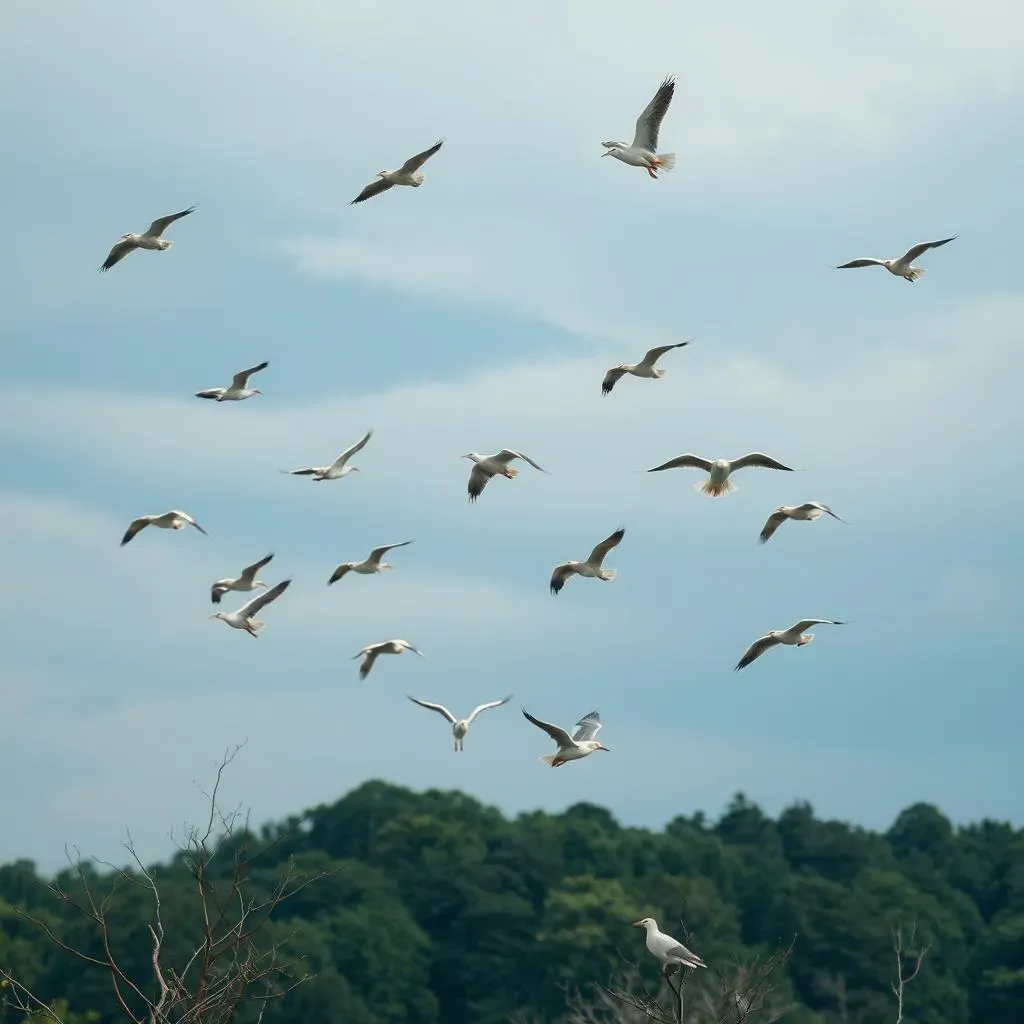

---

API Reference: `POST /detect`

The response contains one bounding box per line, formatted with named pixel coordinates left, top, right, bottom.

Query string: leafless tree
left=3, top=745, right=331, bottom=1024
left=889, top=922, right=929, bottom=1024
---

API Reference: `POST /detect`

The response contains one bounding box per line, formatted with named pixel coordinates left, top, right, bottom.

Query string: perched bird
left=648, top=453, right=793, bottom=498
left=836, top=236, right=957, bottom=282
left=354, top=639, right=424, bottom=680
left=734, top=619, right=845, bottom=671
left=601, top=77, right=676, bottom=179
left=210, top=579, right=292, bottom=638
left=195, top=361, right=269, bottom=402
left=758, top=502, right=845, bottom=545
left=121, top=510, right=207, bottom=546
left=550, top=527, right=625, bottom=595
left=99, top=206, right=197, bottom=272
left=283, top=429, right=373, bottom=481
left=632, top=918, right=707, bottom=972
left=521, top=709, right=609, bottom=767
left=463, top=449, right=546, bottom=502
left=602, top=342, right=690, bottom=396
left=328, top=540, right=413, bottom=585
left=211, top=552, right=275, bottom=604
left=350, top=140, right=444, bottom=204
left=407, top=695, right=512, bottom=751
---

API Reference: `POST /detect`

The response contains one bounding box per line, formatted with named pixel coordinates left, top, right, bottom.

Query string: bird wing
left=331, top=429, right=373, bottom=469
left=399, top=139, right=444, bottom=174
left=210, top=583, right=229, bottom=604
left=587, top=527, right=625, bottom=567
left=350, top=178, right=395, bottom=204
left=758, top=510, right=789, bottom=545
left=368, top=540, right=413, bottom=564
left=100, top=238, right=138, bottom=272
left=467, top=464, right=490, bottom=502
left=231, top=361, right=269, bottom=389
left=465, top=695, right=512, bottom=724
left=357, top=649, right=380, bottom=679
left=549, top=562, right=578, bottom=595
left=900, top=236, right=957, bottom=263
left=601, top=365, right=628, bottom=395
left=407, top=696, right=457, bottom=724
left=729, top=453, right=793, bottom=472
left=639, top=341, right=689, bottom=368
left=238, top=578, right=291, bottom=616
left=791, top=619, right=843, bottom=632
left=284, top=467, right=319, bottom=475
left=631, top=77, right=675, bottom=153
left=811, top=503, right=845, bottom=523
left=522, top=708, right=574, bottom=748
left=174, top=511, right=208, bottom=536
left=496, top=449, right=546, bottom=472
left=572, top=711, right=602, bottom=742
left=194, top=389, right=224, bottom=399
left=327, top=564, right=352, bottom=585
left=145, top=206, right=197, bottom=238
left=120, top=516, right=153, bottom=546
left=401, top=642, right=425, bottom=657
left=667, top=942, right=706, bottom=968
left=647, top=454, right=713, bottom=473
left=239, top=552, right=274, bottom=582
left=836, top=258, right=885, bottom=269
left=734, top=634, right=781, bottom=671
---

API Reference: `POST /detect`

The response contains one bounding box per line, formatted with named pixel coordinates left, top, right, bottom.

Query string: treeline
left=1, top=782, right=1022, bottom=1023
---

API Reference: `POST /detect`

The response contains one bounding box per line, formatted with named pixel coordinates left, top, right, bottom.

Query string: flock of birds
left=101, top=74, right=959, bottom=851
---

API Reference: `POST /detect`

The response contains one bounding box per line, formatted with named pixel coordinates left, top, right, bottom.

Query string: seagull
left=283, top=429, right=372, bottom=481
left=210, top=579, right=292, bottom=638
left=195, top=362, right=269, bottom=402
left=99, top=206, right=197, bottom=272
left=602, top=342, right=690, bottom=396
left=836, top=236, right=957, bottom=282
left=550, top=527, right=625, bottom=595
left=734, top=619, right=845, bottom=671
left=353, top=639, right=424, bottom=680
left=521, top=709, right=609, bottom=767
left=350, top=140, right=444, bottom=204
left=211, top=552, right=275, bottom=604
left=328, top=540, right=413, bottom=585
left=463, top=449, right=546, bottom=502
left=647, top=453, right=793, bottom=498
left=120, top=510, right=207, bottom=547
left=758, top=503, right=845, bottom=545
left=601, top=77, right=676, bottom=179
left=632, top=918, right=707, bottom=971
left=407, top=694, right=512, bottom=751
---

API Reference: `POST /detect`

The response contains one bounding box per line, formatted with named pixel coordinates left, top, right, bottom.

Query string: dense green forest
left=1, top=780, right=1022, bottom=1024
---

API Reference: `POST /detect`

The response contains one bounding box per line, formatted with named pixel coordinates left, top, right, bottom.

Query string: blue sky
left=2, top=0, right=1023, bottom=872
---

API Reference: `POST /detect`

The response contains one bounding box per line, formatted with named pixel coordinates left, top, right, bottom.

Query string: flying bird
left=463, top=449, right=546, bottom=502
left=121, top=510, right=207, bottom=547
left=550, top=527, right=625, bottom=595
left=195, top=362, right=269, bottom=402
left=836, top=236, right=957, bottom=282
left=283, top=429, right=373, bottom=481
left=211, top=552, right=275, bottom=604
left=647, top=453, right=793, bottom=498
left=328, top=540, right=413, bottom=584
left=210, top=579, right=292, bottom=637
left=407, top=695, right=512, bottom=751
left=734, top=619, right=845, bottom=671
left=350, top=140, right=444, bottom=204
left=758, top=503, right=845, bottom=545
left=601, top=77, right=676, bottom=179
left=602, top=342, right=690, bottom=396
left=632, top=918, right=707, bottom=972
left=521, top=709, right=609, bottom=767
left=99, top=206, right=197, bottom=272
left=353, top=639, right=424, bottom=680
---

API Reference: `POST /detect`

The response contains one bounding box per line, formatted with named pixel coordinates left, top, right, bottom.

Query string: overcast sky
left=2, top=0, right=1022, bottom=872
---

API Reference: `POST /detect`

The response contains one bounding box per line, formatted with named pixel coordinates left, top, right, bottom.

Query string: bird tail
left=654, top=153, right=677, bottom=171
left=599, top=569, right=616, bottom=582
left=540, top=754, right=559, bottom=767
left=697, top=479, right=735, bottom=498
left=906, top=267, right=925, bottom=282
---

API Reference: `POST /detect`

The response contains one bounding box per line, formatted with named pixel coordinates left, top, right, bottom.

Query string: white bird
left=195, top=361, right=269, bottom=402
left=647, top=453, right=794, bottom=498
left=735, top=619, right=845, bottom=671
left=836, top=236, right=957, bottom=282
left=120, top=510, right=207, bottom=547
left=100, top=206, right=196, bottom=272
left=350, top=140, right=444, bottom=204
left=211, top=552, right=275, bottom=604
left=550, top=527, right=625, bottom=595
left=632, top=918, right=707, bottom=971
left=521, top=709, right=609, bottom=767
left=463, top=449, right=546, bottom=502
left=353, top=639, right=424, bottom=680
left=758, top=503, right=845, bottom=545
left=210, top=579, right=292, bottom=638
left=601, top=77, right=676, bottom=179
left=602, top=342, right=690, bottom=396
left=328, top=540, right=413, bottom=585
left=283, top=429, right=373, bottom=481
left=407, top=694, right=512, bottom=751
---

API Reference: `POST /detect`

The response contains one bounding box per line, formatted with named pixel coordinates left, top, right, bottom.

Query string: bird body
left=351, top=140, right=444, bottom=204
left=328, top=541, right=413, bottom=584
left=522, top=709, right=609, bottom=766
left=735, top=619, right=845, bottom=670
left=758, top=502, right=845, bottom=544
left=632, top=918, right=707, bottom=971
left=836, top=236, right=956, bottom=282
left=100, top=206, right=196, bottom=271
left=211, top=552, right=275, bottom=603
left=463, top=449, right=546, bottom=502
left=602, top=342, right=689, bottom=395
left=602, top=77, right=676, bottom=179
left=407, top=695, right=512, bottom=751
left=121, top=510, right=207, bottom=546
left=195, top=361, right=268, bottom=402
left=647, top=452, right=793, bottom=497
left=354, top=639, right=424, bottom=679
left=550, top=527, right=624, bottom=594
left=210, top=579, right=292, bottom=637
left=284, top=429, right=373, bottom=481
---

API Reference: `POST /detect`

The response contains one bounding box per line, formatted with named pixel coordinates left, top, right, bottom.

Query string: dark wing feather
left=350, top=178, right=395, bottom=204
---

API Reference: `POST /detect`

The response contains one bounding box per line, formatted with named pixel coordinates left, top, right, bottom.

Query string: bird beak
left=631, top=920, right=644, bottom=927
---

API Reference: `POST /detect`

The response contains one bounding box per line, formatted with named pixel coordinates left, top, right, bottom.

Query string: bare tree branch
left=890, top=923, right=929, bottom=1024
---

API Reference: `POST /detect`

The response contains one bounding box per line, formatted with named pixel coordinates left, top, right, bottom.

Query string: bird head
left=632, top=917, right=654, bottom=929
left=209, top=612, right=225, bottom=622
